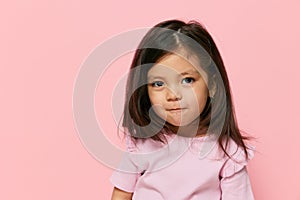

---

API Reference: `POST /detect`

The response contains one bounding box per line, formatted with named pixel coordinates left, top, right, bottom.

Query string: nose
left=166, top=86, right=182, bottom=101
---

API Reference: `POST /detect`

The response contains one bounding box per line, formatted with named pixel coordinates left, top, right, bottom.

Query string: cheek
left=189, top=87, right=208, bottom=110
left=197, top=90, right=209, bottom=110
left=148, top=90, right=164, bottom=105
left=147, top=91, right=167, bottom=120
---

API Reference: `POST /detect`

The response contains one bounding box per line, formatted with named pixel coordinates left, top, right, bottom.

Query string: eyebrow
left=180, top=69, right=200, bottom=76
left=148, top=69, right=200, bottom=80
left=147, top=75, right=163, bottom=80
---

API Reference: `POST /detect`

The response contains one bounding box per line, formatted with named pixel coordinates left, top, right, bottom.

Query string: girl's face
left=147, top=54, right=209, bottom=127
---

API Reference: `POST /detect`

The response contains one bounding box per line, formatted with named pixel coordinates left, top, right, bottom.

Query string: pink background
left=1, top=0, right=300, bottom=199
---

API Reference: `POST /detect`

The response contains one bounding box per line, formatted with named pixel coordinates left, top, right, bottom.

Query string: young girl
left=110, top=19, right=255, bottom=200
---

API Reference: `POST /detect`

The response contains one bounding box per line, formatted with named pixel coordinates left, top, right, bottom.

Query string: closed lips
left=166, top=108, right=187, bottom=111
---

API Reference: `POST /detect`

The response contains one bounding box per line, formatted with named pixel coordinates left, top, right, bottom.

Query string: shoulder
left=225, top=138, right=255, bottom=160
left=125, top=132, right=175, bottom=153
left=219, top=138, right=255, bottom=178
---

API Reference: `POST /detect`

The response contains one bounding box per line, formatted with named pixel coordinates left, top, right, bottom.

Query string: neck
left=166, top=120, right=208, bottom=138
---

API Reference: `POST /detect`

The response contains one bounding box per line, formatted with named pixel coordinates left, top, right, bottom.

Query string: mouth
left=166, top=108, right=187, bottom=113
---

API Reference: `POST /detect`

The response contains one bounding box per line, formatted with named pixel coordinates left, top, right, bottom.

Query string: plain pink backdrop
left=1, top=0, right=300, bottom=199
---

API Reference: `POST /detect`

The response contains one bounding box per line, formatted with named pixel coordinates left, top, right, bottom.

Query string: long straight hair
left=122, top=19, right=250, bottom=159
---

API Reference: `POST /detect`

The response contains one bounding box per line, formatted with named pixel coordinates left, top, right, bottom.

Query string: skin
left=147, top=54, right=209, bottom=127
left=111, top=187, right=133, bottom=200
left=111, top=54, right=209, bottom=199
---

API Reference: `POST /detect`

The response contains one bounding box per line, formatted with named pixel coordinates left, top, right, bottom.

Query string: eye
left=182, top=77, right=195, bottom=84
left=151, top=81, right=164, bottom=87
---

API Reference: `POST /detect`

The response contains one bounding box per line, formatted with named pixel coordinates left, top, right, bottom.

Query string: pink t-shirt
left=110, top=133, right=255, bottom=200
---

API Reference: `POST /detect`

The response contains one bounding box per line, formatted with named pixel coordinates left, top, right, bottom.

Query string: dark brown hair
left=122, top=19, right=250, bottom=159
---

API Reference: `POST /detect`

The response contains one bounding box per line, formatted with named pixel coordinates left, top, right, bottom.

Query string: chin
left=167, top=120, right=183, bottom=127
left=168, top=121, right=194, bottom=127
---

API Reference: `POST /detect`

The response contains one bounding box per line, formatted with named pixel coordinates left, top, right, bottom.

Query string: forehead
left=147, top=54, right=207, bottom=80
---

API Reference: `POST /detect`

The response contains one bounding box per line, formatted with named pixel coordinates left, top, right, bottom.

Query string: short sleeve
left=125, top=133, right=138, bottom=153
left=110, top=160, right=141, bottom=192
left=220, top=145, right=255, bottom=178
left=110, top=135, right=141, bottom=193
left=219, top=144, right=255, bottom=200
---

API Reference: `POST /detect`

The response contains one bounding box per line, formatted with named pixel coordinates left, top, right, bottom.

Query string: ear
left=208, top=76, right=217, bottom=98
